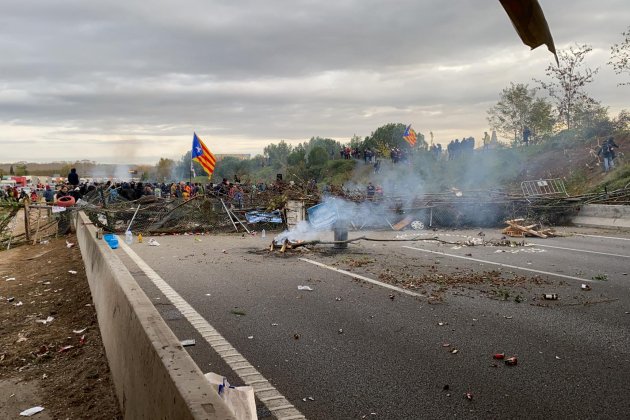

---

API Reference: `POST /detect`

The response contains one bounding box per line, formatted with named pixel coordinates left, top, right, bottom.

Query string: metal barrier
left=520, top=178, right=568, bottom=201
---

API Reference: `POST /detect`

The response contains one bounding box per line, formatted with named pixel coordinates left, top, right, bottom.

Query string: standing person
left=68, top=168, right=79, bottom=186
left=483, top=132, right=490, bottom=150
left=366, top=182, right=375, bottom=201
left=598, top=137, right=620, bottom=172
left=523, top=126, right=531, bottom=146
left=44, top=185, right=55, bottom=204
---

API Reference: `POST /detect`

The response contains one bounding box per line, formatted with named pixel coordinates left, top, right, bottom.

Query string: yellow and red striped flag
left=403, top=124, right=417, bottom=147
left=192, top=132, right=216, bottom=176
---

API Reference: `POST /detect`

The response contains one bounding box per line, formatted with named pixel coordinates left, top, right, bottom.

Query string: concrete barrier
left=74, top=212, right=235, bottom=419
left=572, top=204, right=630, bottom=229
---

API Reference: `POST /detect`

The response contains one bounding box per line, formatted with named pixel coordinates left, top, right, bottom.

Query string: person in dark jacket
left=68, top=168, right=79, bottom=186
left=598, top=137, right=619, bottom=172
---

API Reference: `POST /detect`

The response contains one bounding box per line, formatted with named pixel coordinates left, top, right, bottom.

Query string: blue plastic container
left=104, top=234, right=119, bottom=249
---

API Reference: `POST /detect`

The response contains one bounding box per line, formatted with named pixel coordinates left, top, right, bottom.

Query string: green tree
left=307, top=146, right=328, bottom=167
left=487, top=83, right=554, bottom=144
left=174, top=151, right=205, bottom=181
left=264, top=140, right=292, bottom=170
left=535, top=44, right=599, bottom=130
left=609, top=25, right=630, bottom=86
left=9, top=165, right=14, bottom=175
left=363, top=123, right=426, bottom=151
left=154, top=158, right=175, bottom=182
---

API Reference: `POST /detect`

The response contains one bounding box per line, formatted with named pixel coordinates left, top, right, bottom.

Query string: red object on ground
left=505, top=356, right=518, bottom=366
left=57, top=196, right=75, bottom=207
left=493, top=353, right=505, bottom=360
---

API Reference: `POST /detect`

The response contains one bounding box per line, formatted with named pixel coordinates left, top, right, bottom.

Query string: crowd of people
left=446, top=137, right=475, bottom=160
left=1, top=168, right=288, bottom=211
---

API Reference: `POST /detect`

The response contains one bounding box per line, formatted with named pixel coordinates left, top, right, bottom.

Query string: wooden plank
left=392, top=216, right=413, bottom=231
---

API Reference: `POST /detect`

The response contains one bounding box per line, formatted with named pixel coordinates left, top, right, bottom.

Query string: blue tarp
left=307, top=200, right=339, bottom=230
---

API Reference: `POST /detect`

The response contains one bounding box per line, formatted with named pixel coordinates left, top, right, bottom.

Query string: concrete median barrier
left=74, top=212, right=235, bottom=419
left=572, top=204, right=630, bottom=229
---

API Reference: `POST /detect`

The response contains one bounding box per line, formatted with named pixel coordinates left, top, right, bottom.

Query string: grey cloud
left=0, top=0, right=629, bottom=163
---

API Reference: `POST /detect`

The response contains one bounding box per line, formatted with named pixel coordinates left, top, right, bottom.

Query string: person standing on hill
left=68, top=168, right=79, bottom=186
left=598, top=137, right=619, bottom=172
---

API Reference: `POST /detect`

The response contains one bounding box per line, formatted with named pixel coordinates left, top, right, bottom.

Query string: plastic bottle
left=125, top=230, right=133, bottom=245
left=138, top=233, right=143, bottom=243
left=261, top=229, right=266, bottom=239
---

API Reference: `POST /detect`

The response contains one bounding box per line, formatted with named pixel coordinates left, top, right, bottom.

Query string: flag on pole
left=192, top=132, right=216, bottom=177
left=403, top=124, right=417, bottom=147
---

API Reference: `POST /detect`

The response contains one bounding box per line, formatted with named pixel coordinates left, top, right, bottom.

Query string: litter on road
left=36, top=316, right=54, bottom=325
left=181, top=339, right=196, bottom=347
left=543, top=293, right=559, bottom=300
left=68, top=270, right=77, bottom=274
left=19, top=406, right=45, bottom=417
left=505, top=357, right=518, bottom=366
left=297, top=285, right=313, bottom=291
left=148, top=238, right=160, bottom=246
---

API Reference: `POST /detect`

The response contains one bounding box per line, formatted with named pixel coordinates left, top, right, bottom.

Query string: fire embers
left=269, top=238, right=304, bottom=253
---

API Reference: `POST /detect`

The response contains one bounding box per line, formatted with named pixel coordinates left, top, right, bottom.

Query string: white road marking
left=120, top=242, right=306, bottom=420
left=299, top=258, right=425, bottom=297
left=532, top=243, right=630, bottom=258
left=576, top=233, right=630, bottom=242
left=402, top=246, right=595, bottom=283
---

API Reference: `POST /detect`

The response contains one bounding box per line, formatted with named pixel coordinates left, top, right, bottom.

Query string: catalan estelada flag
left=192, top=132, right=216, bottom=177
left=403, top=124, right=417, bottom=147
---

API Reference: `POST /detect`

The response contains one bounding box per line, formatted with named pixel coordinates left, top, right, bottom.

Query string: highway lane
left=119, top=228, right=630, bottom=419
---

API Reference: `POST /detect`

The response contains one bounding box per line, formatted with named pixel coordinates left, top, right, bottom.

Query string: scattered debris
left=450, top=348, right=459, bottom=354
left=68, top=270, right=78, bottom=275
left=438, top=322, right=447, bottom=326
left=493, top=353, right=505, bottom=360
left=543, top=293, right=558, bottom=300
left=465, top=392, right=473, bottom=401
left=293, top=333, right=300, bottom=340
left=581, top=284, right=592, bottom=291
left=505, top=356, right=518, bottom=366
left=73, top=328, right=88, bottom=334
left=335, top=297, right=343, bottom=301
left=36, top=316, right=55, bottom=325
left=297, top=285, right=313, bottom=291
left=502, top=219, right=556, bottom=238
left=8, top=297, right=15, bottom=302
left=388, top=294, right=395, bottom=300
left=16, top=333, right=28, bottom=343
left=338, top=329, right=344, bottom=334
left=247, top=336, right=254, bottom=340
left=148, top=238, right=160, bottom=246
left=5, top=277, right=16, bottom=281
left=271, top=323, right=278, bottom=326
left=66, top=241, right=75, bottom=248
left=181, top=339, right=196, bottom=347
left=302, top=396, right=315, bottom=402
left=19, top=406, right=45, bottom=417
left=230, top=309, right=246, bottom=316
left=556, top=356, right=561, bottom=360
left=58, top=345, right=75, bottom=353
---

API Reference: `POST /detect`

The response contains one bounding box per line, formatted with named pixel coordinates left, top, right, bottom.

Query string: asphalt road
left=118, top=227, right=630, bottom=419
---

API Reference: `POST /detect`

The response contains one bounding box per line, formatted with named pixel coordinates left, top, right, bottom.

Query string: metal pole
left=221, top=199, right=239, bottom=232
left=127, top=205, right=141, bottom=232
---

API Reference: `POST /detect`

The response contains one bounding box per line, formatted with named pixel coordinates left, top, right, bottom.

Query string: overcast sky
left=1, top=0, right=628, bottom=164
